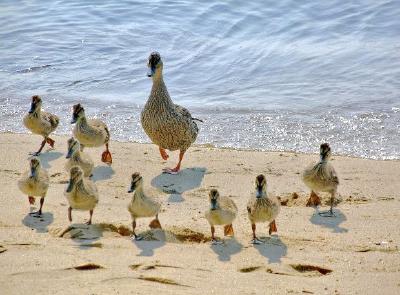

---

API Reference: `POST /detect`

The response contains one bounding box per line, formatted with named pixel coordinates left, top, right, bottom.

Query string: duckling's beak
left=210, top=199, right=217, bottom=210
left=128, top=183, right=136, bottom=193
left=30, top=167, right=36, bottom=178
left=66, top=148, right=73, bottom=159
left=28, top=103, right=36, bottom=114
left=71, top=114, right=77, bottom=124
left=256, top=186, right=263, bottom=198
left=66, top=179, right=74, bottom=193
left=147, top=66, right=155, bottom=77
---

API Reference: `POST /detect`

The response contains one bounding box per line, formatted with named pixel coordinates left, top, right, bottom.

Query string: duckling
left=64, top=166, right=99, bottom=225
left=127, top=173, right=162, bottom=240
left=205, top=189, right=238, bottom=244
left=71, top=103, right=112, bottom=164
left=302, top=143, right=339, bottom=217
left=247, top=174, right=280, bottom=244
left=17, top=157, right=49, bottom=216
left=23, top=95, right=59, bottom=155
left=141, top=52, right=202, bottom=174
left=65, top=137, right=94, bottom=178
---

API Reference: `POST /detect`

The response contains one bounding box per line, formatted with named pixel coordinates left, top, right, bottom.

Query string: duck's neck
left=319, top=155, right=328, bottom=164
left=77, top=115, right=88, bottom=127
left=133, top=184, right=145, bottom=200
left=31, top=107, right=41, bottom=118
left=72, top=149, right=82, bottom=161
left=149, top=73, right=173, bottom=106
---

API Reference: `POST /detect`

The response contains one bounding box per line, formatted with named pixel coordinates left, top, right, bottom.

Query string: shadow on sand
left=36, top=151, right=63, bottom=169
left=131, top=238, right=166, bottom=257
left=151, top=167, right=206, bottom=202
left=310, top=208, right=348, bottom=233
left=91, top=165, right=115, bottom=182
left=22, top=212, right=54, bottom=233
left=253, top=235, right=288, bottom=263
left=210, top=238, right=243, bottom=261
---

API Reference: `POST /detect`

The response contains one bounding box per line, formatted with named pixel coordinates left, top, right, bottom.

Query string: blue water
left=1, top=0, right=399, bottom=159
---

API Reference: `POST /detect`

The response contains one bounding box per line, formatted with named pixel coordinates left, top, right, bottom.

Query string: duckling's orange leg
left=132, top=219, right=143, bottom=240
left=29, top=197, right=44, bottom=216
left=101, top=143, right=112, bottom=164
left=86, top=209, right=93, bottom=225
left=269, top=220, right=277, bottom=235
left=163, top=150, right=184, bottom=174
left=306, top=190, right=321, bottom=207
left=159, top=147, right=169, bottom=160
left=149, top=215, right=162, bottom=229
left=46, top=137, right=55, bottom=148
left=224, top=224, right=234, bottom=236
left=251, top=223, right=262, bottom=244
left=211, top=225, right=216, bottom=240
left=28, top=196, right=35, bottom=205
left=31, top=138, right=46, bottom=155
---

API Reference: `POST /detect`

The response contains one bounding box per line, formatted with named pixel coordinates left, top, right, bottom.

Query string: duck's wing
left=327, top=164, right=339, bottom=185
left=88, top=119, right=110, bottom=142
left=174, top=104, right=203, bottom=122
left=42, top=112, right=59, bottom=129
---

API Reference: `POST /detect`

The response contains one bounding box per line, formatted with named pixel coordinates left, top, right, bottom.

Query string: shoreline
left=2, top=131, right=398, bottom=162
left=0, top=133, right=399, bottom=294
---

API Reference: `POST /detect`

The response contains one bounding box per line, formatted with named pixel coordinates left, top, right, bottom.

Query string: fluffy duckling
left=65, top=137, right=94, bottom=178
left=141, top=52, right=202, bottom=174
left=17, top=157, right=49, bottom=216
left=127, top=173, right=162, bottom=240
left=205, top=189, right=238, bottom=244
left=302, top=143, right=339, bottom=217
left=71, top=103, right=112, bottom=164
left=247, top=174, right=280, bottom=244
left=23, top=95, right=59, bottom=155
left=64, top=166, right=99, bottom=225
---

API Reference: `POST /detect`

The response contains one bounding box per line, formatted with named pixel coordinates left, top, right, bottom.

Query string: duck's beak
left=128, top=183, right=135, bottom=193
left=256, top=186, right=263, bottom=198
left=66, top=148, right=73, bottom=159
left=66, top=179, right=74, bottom=193
left=71, top=114, right=77, bottom=124
left=210, top=199, right=217, bottom=210
left=28, top=102, right=36, bottom=114
left=30, top=167, right=36, bottom=178
left=147, top=66, right=155, bottom=77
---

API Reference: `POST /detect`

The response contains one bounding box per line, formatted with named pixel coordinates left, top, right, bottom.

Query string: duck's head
left=320, top=143, right=331, bottom=161
left=128, top=172, right=143, bottom=193
left=29, top=157, right=41, bottom=178
left=255, top=174, right=267, bottom=198
left=29, top=95, right=42, bottom=114
left=66, top=166, right=83, bottom=192
left=147, top=52, right=163, bottom=79
left=66, top=137, right=79, bottom=159
left=71, top=104, right=85, bottom=124
left=209, top=189, right=220, bottom=210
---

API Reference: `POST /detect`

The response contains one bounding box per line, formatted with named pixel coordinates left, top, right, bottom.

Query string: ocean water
left=0, top=0, right=399, bottom=159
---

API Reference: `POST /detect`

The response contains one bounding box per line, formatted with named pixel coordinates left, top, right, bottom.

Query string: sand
left=0, top=133, right=399, bottom=294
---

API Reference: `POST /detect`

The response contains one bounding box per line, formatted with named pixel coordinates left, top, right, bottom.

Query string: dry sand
left=0, top=133, right=399, bottom=294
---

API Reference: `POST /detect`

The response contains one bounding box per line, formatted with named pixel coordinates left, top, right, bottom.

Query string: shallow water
left=1, top=0, right=399, bottom=159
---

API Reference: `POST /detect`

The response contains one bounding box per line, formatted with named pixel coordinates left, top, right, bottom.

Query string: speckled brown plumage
left=141, top=53, right=199, bottom=153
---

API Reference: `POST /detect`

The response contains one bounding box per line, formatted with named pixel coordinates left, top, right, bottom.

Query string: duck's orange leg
left=159, top=147, right=169, bottom=160
left=46, top=137, right=55, bottom=148
left=163, top=150, right=184, bottom=174
left=28, top=196, right=35, bottom=205
left=224, top=224, right=234, bottom=236
left=269, top=220, right=277, bottom=235
left=101, top=143, right=112, bottom=164
left=306, top=190, right=321, bottom=207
